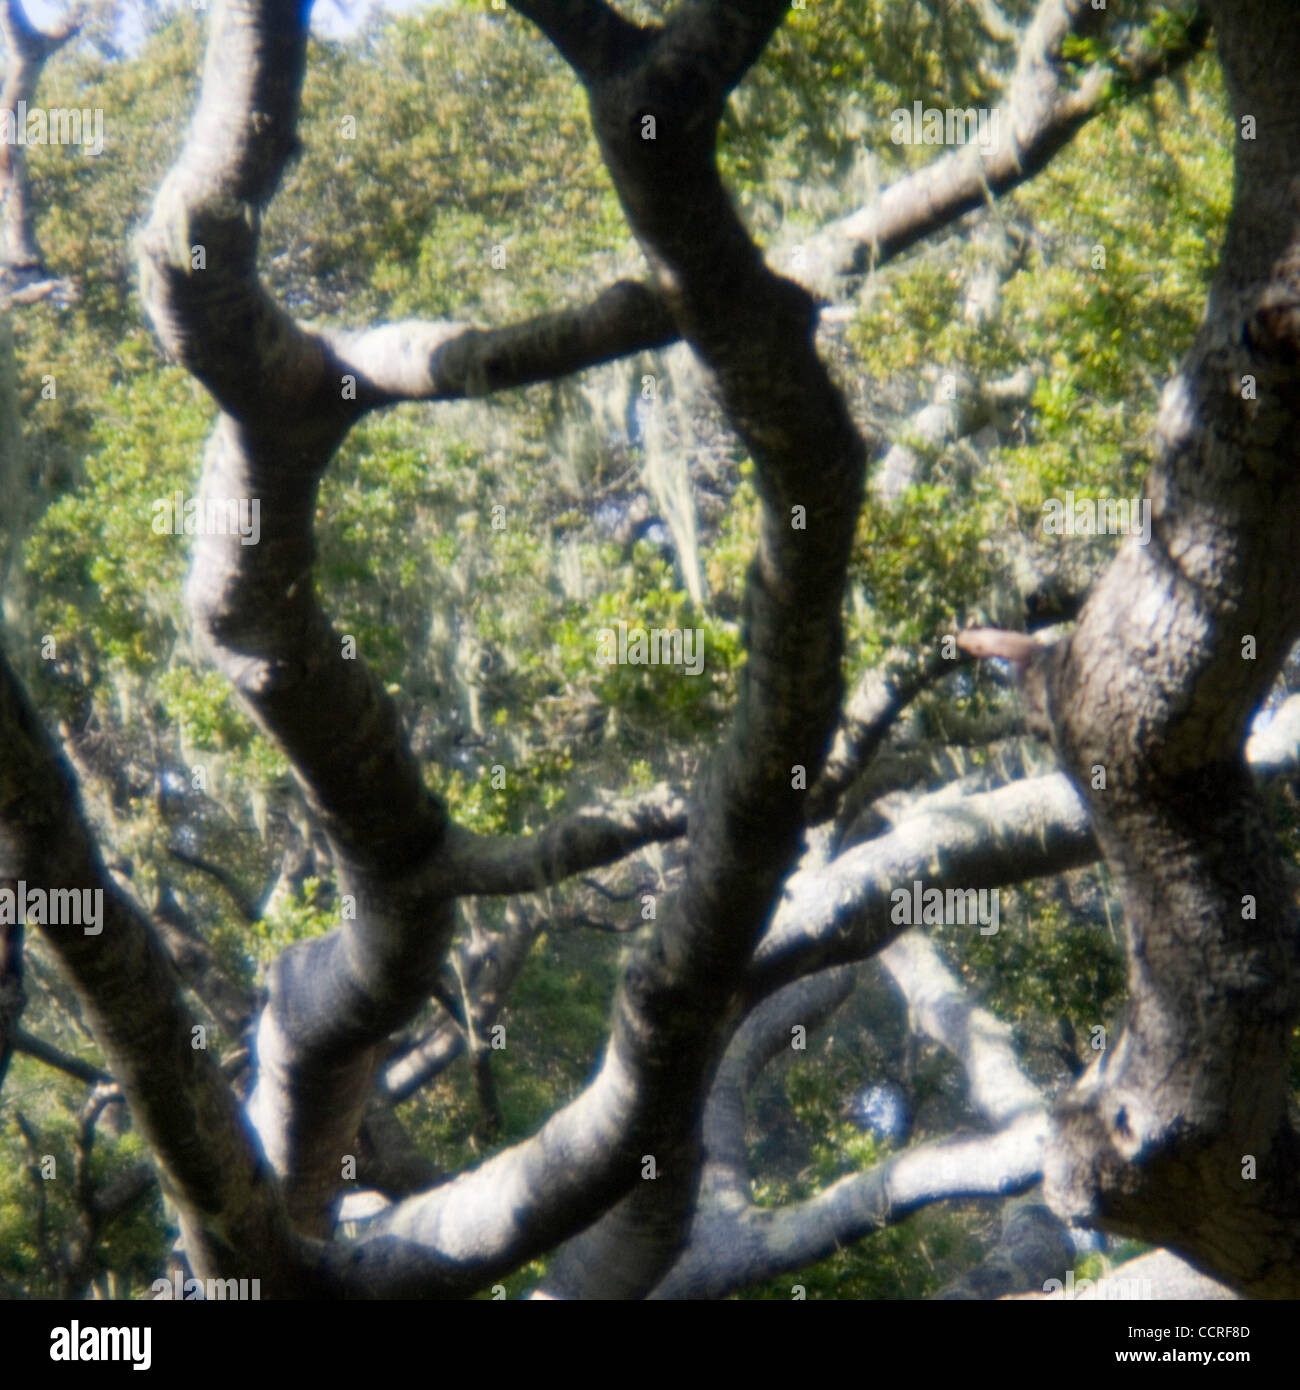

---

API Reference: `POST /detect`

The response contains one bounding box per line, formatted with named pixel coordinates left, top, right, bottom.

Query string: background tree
left=2, top=0, right=1297, bottom=1300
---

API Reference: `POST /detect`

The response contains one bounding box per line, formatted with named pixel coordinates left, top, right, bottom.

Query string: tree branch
left=808, top=643, right=971, bottom=825
left=801, top=2, right=1210, bottom=293
left=437, top=784, right=686, bottom=896
left=326, top=280, right=677, bottom=407
left=0, top=647, right=304, bottom=1292
left=11, top=1026, right=110, bottom=1085
left=932, top=1198, right=1072, bottom=1300
left=749, top=772, right=1098, bottom=1000
left=507, top=1, right=651, bottom=81
left=881, top=930, right=1044, bottom=1128
left=167, top=846, right=262, bottom=924
left=648, top=1114, right=1047, bottom=1299
left=379, top=900, right=542, bottom=1103
left=1036, top=0, right=1300, bottom=1296
left=0, top=0, right=83, bottom=279
left=755, top=694, right=1300, bottom=999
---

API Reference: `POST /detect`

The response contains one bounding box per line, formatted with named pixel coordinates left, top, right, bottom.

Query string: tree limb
left=801, top=2, right=1210, bottom=293
left=11, top=1026, right=110, bottom=1085
left=648, top=1114, right=1047, bottom=1299
left=436, top=784, right=686, bottom=896
left=0, top=646, right=305, bottom=1292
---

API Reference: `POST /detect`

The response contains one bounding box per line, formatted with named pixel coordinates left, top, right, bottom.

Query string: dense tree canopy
left=1, top=0, right=1298, bottom=1309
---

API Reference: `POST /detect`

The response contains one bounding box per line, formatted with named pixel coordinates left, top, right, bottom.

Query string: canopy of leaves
left=1, top=0, right=1248, bottom=1298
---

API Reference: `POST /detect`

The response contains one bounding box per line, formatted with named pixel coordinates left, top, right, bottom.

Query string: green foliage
left=397, top=921, right=621, bottom=1180
left=247, top=878, right=337, bottom=966
left=23, top=366, right=211, bottom=674
left=0, top=1061, right=169, bottom=1299
left=275, top=8, right=628, bottom=322
left=739, top=1005, right=987, bottom=1300
left=721, top=0, right=1033, bottom=238
left=0, top=0, right=1257, bottom=1301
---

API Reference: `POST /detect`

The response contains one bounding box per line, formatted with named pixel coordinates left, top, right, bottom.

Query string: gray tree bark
left=8, top=0, right=1298, bottom=1301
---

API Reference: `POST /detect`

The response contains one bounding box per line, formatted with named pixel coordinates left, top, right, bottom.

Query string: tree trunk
left=1041, top=0, right=1300, bottom=1296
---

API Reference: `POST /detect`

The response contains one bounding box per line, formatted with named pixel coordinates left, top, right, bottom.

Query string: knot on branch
left=238, top=657, right=304, bottom=698
left=956, top=627, right=1056, bottom=740
left=1245, top=288, right=1300, bottom=365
